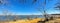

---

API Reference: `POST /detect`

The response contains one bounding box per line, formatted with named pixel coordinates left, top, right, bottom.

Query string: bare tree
left=32, top=0, right=52, bottom=19
left=0, top=0, right=3, bottom=5
left=0, top=0, right=11, bottom=22
left=35, top=0, right=54, bottom=23
left=39, top=0, right=52, bottom=19
left=55, top=0, right=60, bottom=11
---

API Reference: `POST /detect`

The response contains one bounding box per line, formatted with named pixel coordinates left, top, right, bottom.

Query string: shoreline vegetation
left=0, top=0, right=60, bottom=23
left=0, top=18, right=45, bottom=23
left=0, top=14, right=60, bottom=23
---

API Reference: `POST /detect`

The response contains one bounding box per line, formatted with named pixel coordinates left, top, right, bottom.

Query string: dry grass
left=45, top=18, right=60, bottom=23
left=0, top=18, right=60, bottom=23
left=0, top=18, right=44, bottom=23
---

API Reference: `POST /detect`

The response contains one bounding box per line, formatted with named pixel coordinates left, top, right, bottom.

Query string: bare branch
left=54, top=0, right=60, bottom=10
left=19, top=0, right=26, bottom=4
left=32, top=0, right=37, bottom=4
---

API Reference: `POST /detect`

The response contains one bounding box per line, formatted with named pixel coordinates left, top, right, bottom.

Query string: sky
left=0, top=0, right=60, bottom=15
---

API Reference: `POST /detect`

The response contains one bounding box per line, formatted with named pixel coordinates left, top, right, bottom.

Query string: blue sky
left=0, top=0, right=60, bottom=15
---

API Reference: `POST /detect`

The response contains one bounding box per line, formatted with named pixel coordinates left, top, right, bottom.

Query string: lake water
left=0, top=15, right=44, bottom=21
